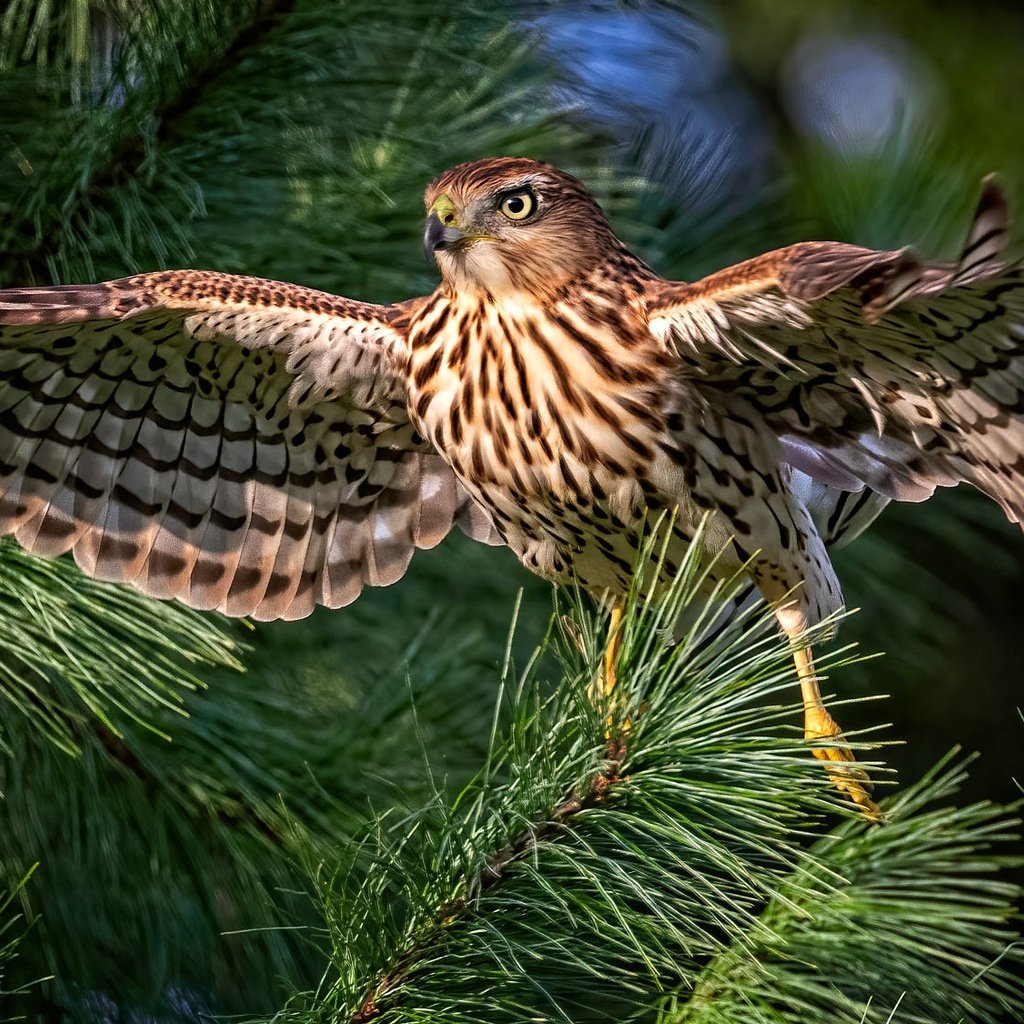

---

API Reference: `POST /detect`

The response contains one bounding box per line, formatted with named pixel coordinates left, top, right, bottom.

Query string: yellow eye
left=498, top=190, right=535, bottom=221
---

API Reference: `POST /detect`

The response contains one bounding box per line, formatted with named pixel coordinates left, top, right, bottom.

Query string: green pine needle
left=264, top=525, right=1022, bottom=1024
left=0, top=538, right=243, bottom=755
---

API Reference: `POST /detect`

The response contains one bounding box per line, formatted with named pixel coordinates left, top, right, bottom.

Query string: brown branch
left=91, top=720, right=148, bottom=779
left=348, top=737, right=628, bottom=1024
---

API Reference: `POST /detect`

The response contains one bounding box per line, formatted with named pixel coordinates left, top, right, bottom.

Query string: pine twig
left=348, top=739, right=629, bottom=1023
left=2, top=0, right=297, bottom=285
left=87, top=0, right=296, bottom=196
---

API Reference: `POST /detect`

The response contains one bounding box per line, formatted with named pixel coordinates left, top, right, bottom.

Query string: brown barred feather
left=647, top=176, right=1024, bottom=626
left=2, top=159, right=1023, bottom=646
left=0, top=271, right=499, bottom=620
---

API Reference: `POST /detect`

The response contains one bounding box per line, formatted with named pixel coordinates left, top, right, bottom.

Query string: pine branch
left=0, top=539, right=243, bottom=754
left=270, top=532, right=884, bottom=1022
left=85, top=0, right=295, bottom=199
left=0, top=1, right=291, bottom=285
left=663, top=753, right=1024, bottom=1023
left=262, top=530, right=1024, bottom=1024
left=348, top=742, right=628, bottom=1023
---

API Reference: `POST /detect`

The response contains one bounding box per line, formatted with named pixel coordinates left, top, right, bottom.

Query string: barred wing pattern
left=0, top=271, right=496, bottom=621
left=649, top=180, right=1024, bottom=535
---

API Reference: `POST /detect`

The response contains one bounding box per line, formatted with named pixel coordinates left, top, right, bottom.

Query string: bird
left=1, top=156, right=1022, bottom=817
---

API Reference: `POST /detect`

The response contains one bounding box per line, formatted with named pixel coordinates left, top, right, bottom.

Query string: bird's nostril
left=442, top=213, right=455, bottom=225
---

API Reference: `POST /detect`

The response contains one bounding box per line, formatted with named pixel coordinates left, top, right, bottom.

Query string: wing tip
left=862, top=176, right=1014, bottom=321
left=977, top=172, right=1009, bottom=216
left=955, top=173, right=1011, bottom=281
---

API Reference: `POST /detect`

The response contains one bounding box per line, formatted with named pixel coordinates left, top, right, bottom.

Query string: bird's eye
left=497, top=190, right=535, bottom=221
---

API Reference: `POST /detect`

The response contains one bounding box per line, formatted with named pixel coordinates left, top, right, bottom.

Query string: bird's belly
left=417, top=386, right=733, bottom=595
left=486, top=454, right=734, bottom=596
left=407, top=304, right=737, bottom=596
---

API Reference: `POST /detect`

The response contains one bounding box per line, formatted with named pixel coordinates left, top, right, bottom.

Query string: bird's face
left=423, top=157, right=615, bottom=297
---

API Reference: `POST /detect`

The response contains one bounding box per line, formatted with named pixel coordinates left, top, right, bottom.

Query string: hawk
left=2, top=157, right=1022, bottom=816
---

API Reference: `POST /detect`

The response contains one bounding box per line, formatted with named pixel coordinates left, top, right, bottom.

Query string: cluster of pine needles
left=262, top=526, right=1024, bottom=1024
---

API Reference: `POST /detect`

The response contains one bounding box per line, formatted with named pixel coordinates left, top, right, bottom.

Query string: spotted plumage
left=2, top=158, right=1024, bottom=811
left=1, top=157, right=1021, bottom=624
left=0, top=270, right=497, bottom=620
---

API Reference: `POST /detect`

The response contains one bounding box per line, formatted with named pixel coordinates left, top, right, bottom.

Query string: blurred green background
left=0, top=0, right=1022, bottom=1019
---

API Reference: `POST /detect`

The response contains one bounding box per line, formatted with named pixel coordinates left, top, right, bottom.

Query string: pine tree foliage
left=0, top=872, right=39, bottom=1019
left=0, top=538, right=242, bottom=755
left=0, top=0, right=278, bottom=284
left=266, top=531, right=1024, bottom=1023
left=0, top=0, right=1022, bottom=1021
left=664, top=757, right=1024, bottom=1024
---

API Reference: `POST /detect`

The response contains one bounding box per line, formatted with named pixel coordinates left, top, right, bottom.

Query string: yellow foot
left=805, top=706, right=883, bottom=822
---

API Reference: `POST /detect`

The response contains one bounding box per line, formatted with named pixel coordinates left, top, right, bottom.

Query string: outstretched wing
left=0, top=270, right=498, bottom=621
left=648, top=178, right=1024, bottom=525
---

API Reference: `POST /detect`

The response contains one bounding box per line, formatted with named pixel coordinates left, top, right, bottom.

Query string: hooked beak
left=424, top=193, right=467, bottom=261
left=423, top=210, right=465, bottom=261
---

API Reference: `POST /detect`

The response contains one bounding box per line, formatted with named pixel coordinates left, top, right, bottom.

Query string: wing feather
left=648, top=178, right=1024, bottom=525
left=0, top=270, right=501, bottom=620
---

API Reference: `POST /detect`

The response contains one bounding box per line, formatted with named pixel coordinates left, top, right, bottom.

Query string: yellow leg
left=603, top=604, right=623, bottom=699
left=587, top=603, right=629, bottom=742
left=795, top=646, right=882, bottom=821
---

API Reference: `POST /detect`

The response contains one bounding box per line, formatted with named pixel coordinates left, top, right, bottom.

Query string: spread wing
left=0, top=270, right=499, bottom=621
left=647, top=178, right=1024, bottom=525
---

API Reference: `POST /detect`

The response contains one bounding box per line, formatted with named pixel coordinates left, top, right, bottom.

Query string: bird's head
left=423, top=157, right=616, bottom=298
